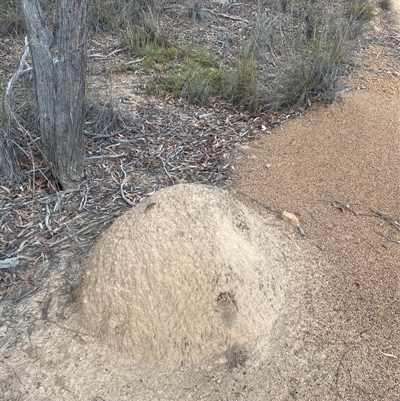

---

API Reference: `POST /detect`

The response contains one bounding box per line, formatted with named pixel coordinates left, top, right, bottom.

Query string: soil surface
left=1, top=2, right=400, bottom=401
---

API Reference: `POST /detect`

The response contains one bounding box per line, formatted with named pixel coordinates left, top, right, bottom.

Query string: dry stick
left=120, top=164, right=136, bottom=207
left=48, top=230, right=84, bottom=249
left=376, top=232, right=400, bottom=245
left=0, top=257, right=20, bottom=269
left=125, top=56, right=147, bottom=65
left=371, top=209, right=400, bottom=231
left=198, top=112, right=215, bottom=119
left=204, top=8, right=249, bottom=23
left=4, top=88, right=43, bottom=188
left=85, top=153, right=127, bottom=161
left=4, top=36, right=32, bottom=115
left=159, top=157, right=172, bottom=179
left=83, top=129, right=124, bottom=139
left=44, top=203, right=53, bottom=235
left=380, top=351, right=397, bottom=358
left=0, top=330, right=16, bottom=348
left=335, top=346, right=350, bottom=398
left=79, top=186, right=88, bottom=212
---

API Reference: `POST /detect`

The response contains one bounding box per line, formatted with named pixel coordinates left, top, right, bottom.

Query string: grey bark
left=20, top=0, right=88, bottom=189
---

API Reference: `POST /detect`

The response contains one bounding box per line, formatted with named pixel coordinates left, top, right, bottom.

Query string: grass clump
left=262, top=14, right=350, bottom=109
left=125, top=16, right=169, bottom=56
left=345, top=0, right=375, bottom=22
left=0, top=0, right=57, bottom=36
left=220, top=57, right=264, bottom=112
left=123, top=4, right=220, bottom=105
left=180, top=65, right=222, bottom=104
left=145, top=44, right=222, bottom=105
left=0, top=0, right=164, bottom=37
left=133, top=3, right=362, bottom=112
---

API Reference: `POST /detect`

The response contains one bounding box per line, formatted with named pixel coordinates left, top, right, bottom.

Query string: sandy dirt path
left=233, top=7, right=400, bottom=400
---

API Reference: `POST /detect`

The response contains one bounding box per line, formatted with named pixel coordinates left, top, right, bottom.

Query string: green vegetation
left=121, top=0, right=377, bottom=112
left=125, top=16, right=168, bottom=55
left=0, top=0, right=381, bottom=113
left=127, top=39, right=222, bottom=105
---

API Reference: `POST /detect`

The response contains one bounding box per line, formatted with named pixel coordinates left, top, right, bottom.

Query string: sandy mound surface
left=77, top=184, right=287, bottom=366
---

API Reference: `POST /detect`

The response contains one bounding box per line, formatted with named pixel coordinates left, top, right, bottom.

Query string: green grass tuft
left=144, top=43, right=222, bottom=105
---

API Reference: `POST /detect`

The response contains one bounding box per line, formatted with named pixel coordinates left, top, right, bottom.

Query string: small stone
left=265, top=164, right=271, bottom=169
left=24, top=346, right=37, bottom=359
left=281, top=211, right=300, bottom=227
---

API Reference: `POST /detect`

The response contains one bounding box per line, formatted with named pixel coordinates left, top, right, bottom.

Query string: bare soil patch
left=233, top=30, right=400, bottom=401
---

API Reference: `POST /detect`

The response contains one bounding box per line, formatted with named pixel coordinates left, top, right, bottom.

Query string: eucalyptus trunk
left=20, top=0, right=88, bottom=189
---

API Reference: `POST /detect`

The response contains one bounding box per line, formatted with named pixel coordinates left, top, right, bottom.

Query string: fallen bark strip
left=0, top=257, right=20, bottom=269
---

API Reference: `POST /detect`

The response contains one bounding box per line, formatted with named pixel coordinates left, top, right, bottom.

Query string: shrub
left=88, top=0, right=161, bottom=32
left=0, top=0, right=25, bottom=36
left=181, top=0, right=210, bottom=22
left=220, top=5, right=361, bottom=111
left=378, top=0, right=393, bottom=10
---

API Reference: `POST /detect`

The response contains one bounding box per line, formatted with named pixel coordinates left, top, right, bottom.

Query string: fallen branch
left=380, top=350, right=397, bottom=358
left=4, top=36, right=32, bottom=117
left=88, top=48, right=124, bottom=59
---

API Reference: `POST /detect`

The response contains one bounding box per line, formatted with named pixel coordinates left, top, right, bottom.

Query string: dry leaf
left=281, top=211, right=300, bottom=227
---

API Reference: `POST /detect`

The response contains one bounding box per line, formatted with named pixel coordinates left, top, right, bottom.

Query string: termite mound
left=77, top=184, right=287, bottom=367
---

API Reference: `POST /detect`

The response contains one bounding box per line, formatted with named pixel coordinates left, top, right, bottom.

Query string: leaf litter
left=0, top=92, right=292, bottom=302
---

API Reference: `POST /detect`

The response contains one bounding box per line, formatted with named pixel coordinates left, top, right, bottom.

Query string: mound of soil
left=77, top=184, right=287, bottom=367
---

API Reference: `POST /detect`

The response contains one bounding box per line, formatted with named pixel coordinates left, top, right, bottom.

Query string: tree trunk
left=20, top=0, right=88, bottom=189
